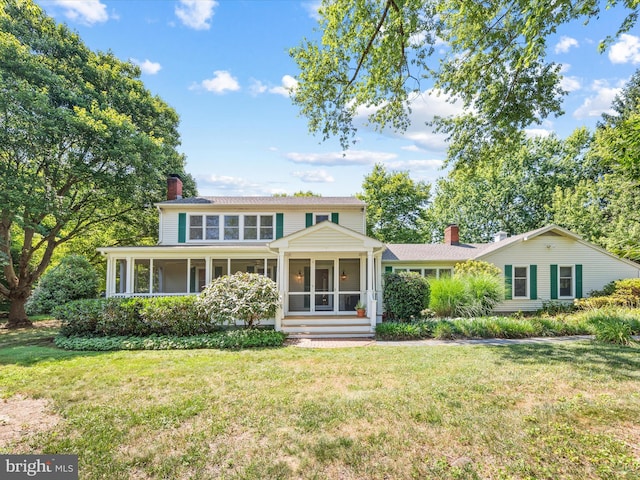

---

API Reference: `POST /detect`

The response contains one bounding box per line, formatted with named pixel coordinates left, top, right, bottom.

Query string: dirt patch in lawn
left=0, top=395, right=61, bottom=449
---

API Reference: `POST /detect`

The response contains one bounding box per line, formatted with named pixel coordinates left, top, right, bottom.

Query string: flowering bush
left=197, top=272, right=280, bottom=328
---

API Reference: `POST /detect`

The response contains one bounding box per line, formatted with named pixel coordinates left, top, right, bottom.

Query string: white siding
left=159, top=207, right=365, bottom=245
left=482, top=233, right=640, bottom=312
left=160, top=210, right=180, bottom=245
left=287, top=229, right=367, bottom=251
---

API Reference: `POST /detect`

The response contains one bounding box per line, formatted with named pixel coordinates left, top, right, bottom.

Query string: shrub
left=26, top=255, right=99, bottom=314
left=575, top=278, right=640, bottom=310
left=454, top=260, right=501, bottom=277
left=375, top=321, right=431, bottom=340
left=54, top=296, right=218, bottom=337
left=53, top=298, right=107, bottom=336
left=538, top=300, right=576, bottom=315
left=383, top=272, right=430, bottom=321
left=54, top=329, right=288, bottom=351
left=197, top=272, right=280, bottom=328
left=429, top=273, right=503, bottom=318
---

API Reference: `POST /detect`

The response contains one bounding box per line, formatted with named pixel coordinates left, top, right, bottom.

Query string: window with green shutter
left=550, top=264, right=558, bottom=300
left=178, top=213, right=186, bottom=243
left=276, top=213, right=284, bottom=239
left=504, top=265, right=513, bottom=300
left=529, top=265, right=537, bottom=300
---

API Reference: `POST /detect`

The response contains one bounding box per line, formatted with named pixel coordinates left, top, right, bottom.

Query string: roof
left=156, top=196, right=365, bottom=207
left=383, top=243, right=491, bottom=262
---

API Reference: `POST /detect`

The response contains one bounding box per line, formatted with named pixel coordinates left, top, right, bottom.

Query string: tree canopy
left=0, top=0, right=194, bottom=327
left=291, top=0, right=640, bottom=163
left=358, top=163, right=430, bottom=243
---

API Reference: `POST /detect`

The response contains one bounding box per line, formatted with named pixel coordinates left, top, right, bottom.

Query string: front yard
left=1, top=323, right=639, bottom=479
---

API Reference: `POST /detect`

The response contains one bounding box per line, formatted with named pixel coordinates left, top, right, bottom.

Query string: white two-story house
left=99, top=176, right=640, bottom=337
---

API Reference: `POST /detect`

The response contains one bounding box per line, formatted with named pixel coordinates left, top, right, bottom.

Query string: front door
left=314, top=260, right=334, bottom=311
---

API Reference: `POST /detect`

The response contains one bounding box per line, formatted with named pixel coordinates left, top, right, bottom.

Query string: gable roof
left=156, top=196, right=365, bottom=207
left=269, top=220, right=384, bottom=250
left=383, top=224, right=640, bottom=269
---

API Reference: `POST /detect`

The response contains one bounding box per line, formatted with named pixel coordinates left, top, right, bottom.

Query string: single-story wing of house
left=98, top=176, right=640, bottom=337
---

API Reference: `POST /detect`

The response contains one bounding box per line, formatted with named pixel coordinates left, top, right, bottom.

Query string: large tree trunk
left=6, top=292, right=32, bottom=329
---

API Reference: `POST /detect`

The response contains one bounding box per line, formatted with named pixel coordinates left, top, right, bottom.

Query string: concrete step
left=282, top=318, right=370, bottom=327
left=286, top=331, right=374, bottom=339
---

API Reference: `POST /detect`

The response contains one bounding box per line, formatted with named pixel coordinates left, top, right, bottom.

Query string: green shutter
left=275, top=213, right=284, bottom=239
left=504, top=265, right=512, bottom=300
left=305, top=213, right=313, bottom=228
left=178, top=213, right=186, bottom=243
left=576, top=264, right=583, bottom=298
left=331, top=212, right=339, bottom=224
left=385, top=266, right=393, bottom=273
left=529, top=265, right=537, bottom=300
left=550, top=264, right=558, bottom=300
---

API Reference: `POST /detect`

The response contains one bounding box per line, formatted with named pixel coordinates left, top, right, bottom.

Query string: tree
left=358, top=163, right=430, bottom=243
left=0, top=0, right=194, bottom=327
left=197, top=273, right=280, bottom=328
left=291, top=0, right=639, bottom=163
left=428, top=129, right=596, bottom=242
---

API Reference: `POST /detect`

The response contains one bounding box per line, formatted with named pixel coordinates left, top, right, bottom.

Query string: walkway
left=286, top=335, right=597, bottom=348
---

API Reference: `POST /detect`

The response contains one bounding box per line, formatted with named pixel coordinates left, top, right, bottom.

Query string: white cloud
left=608, top=34, right=640, bottom=64
left=355, top=89, right=466, bottom=152
left=524, top=128, right=553, bottom=138
left=573, top=80, right=621, bottom=119
left=192, top=70, right=240, bottom=94
left=560, top=75, right=581, bottom=92
left=291, top=170, right=335, bottom=183
left=302, top=1, right=322, bottom=20
left=285, top=150, right=397, bottom=166
left=249, top=79, right=268, bottom=96
left=175, top=0, right=217, bottom=30
left=53, top=0, right=108, bottom=24
left=132, top=59, right=162, bottom=75
left=196, top=174, right=276, bottom=195
left=386, top=159, right=444, bottom=170
left=268, top=75, right=299, bottom=97
left=554, top=36, right=579, bottom=54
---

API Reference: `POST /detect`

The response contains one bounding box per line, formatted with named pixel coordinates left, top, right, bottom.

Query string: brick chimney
left=167, top=174, right=183, bottom=201
left=444, top=224, right=460, bottom=246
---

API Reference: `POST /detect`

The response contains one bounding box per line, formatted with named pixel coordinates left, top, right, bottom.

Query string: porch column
left=367, top=250, right=377, bottom=331
left=149, top=259, right=154, bottom=295
left=275, top=251, right=285, bottom=331
left=187, top=258, right=191, bottom=293
left=105, top=256, right=113, bottom=297
left=126, top=256, right=133, bottom=295
left=205, top=256, right=212, bottom=286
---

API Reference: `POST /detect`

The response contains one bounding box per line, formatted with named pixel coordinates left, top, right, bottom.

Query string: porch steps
left=282, top=316, right=374, bottom=338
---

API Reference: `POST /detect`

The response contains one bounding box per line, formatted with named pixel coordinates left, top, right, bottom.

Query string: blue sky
left=36, top=0, right=640, bottom=197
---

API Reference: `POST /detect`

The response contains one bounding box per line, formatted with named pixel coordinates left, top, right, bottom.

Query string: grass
left=1, top=325, right=639, bottom=479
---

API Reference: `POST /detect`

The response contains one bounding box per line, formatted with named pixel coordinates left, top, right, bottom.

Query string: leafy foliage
left=0, top=0, right=194, bottom=327
left=383, top=271, right=430, bottom=321
left=25, top=255, right=98, bottom=314
left=197, top=272, right=280, bottom=328
left=575, top=278, right=640, bottom=309
left=54, top=329, right=288, bottom=351
left=358, top=164, right=430, bottom=243
left=454, top=260, right=501, bottom=278
left=54, top=296, right=214, bottom=337
left=291, top=0, right=639, bottom=161
left=429, top=273, right=503, bottom=317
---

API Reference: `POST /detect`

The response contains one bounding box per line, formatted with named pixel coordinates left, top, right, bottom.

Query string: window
left=315, top=214, right=330, bottom=223
left=423, top=269, right=437, bottom=278
left=244, top=215, right=274, bottom=240
left=513, top=266, right=528, bottom=298
left=189, top=215, right=219, bottom=240
left=260, top=215, right=274, bottom=240
left=439, top=269, right=453, bottom=278
left=559, top=265, right=573, bottom=297
left=224, top=215, right=239, bottom=240
left=391, top=267, right=452, bottom=278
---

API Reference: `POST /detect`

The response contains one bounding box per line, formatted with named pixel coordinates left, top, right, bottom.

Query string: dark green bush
left=429, top=273, right=503, bottom=317
left=54, top=329, right=287, bottom=351
left=52, top=298, right=107, bottom=336
left=54, top=296, right=218, bottom=337
left=383, top=272, right=430, bottom=321
left=26, top=255, right=99, bottom=315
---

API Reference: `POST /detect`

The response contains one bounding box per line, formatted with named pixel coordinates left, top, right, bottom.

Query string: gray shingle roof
left=383, top=243, right=491, bottom=262
left=157, top=196, right=365, bottom=206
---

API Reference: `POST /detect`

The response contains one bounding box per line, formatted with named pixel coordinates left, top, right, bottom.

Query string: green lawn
left=1, top=325, right=639, bottom=479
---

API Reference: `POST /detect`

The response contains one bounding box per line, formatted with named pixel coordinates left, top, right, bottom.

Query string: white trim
left=512, top=265, right=528, bottom=299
